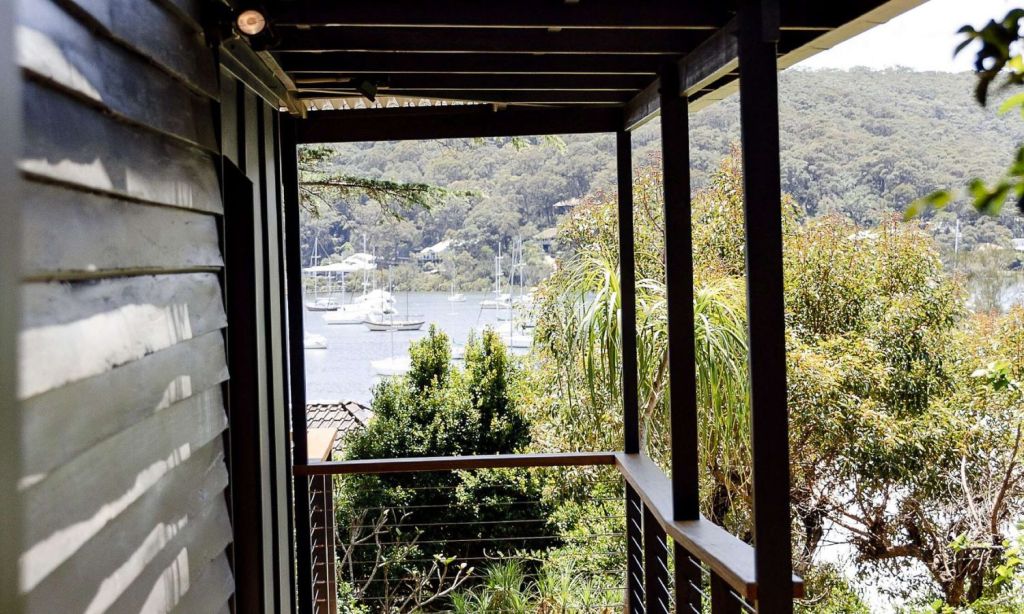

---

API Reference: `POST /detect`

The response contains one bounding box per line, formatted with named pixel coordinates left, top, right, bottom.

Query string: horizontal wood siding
left=20, top=81, right=221, bottom=213
left=21, top=182, right=223, bottom=279
left=15, top=0, right=233, bottom=612
left=18, top=0, right=218, bottom=152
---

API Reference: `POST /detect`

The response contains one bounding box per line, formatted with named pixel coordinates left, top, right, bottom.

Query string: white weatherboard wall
left=15, top=0, right=234, bottom=612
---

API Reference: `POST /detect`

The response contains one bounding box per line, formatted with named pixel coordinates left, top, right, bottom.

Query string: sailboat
left=447, top=280, right=466, bottom=303
left=500, top=238, right=533, bottom=349
left=363, top=314, right=425, bottom=332
left=371, top=289, right=414, bottom=375
left=304, top=234, right=340, bottom=311
left=480, top=243, right=512, bottom=309
left=362, top=267, right=425, bottom=331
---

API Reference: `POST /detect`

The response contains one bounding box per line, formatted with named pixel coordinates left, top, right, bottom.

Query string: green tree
left=337, top=327, right=552, bottom=608
left=532, top=152, right=1024, bottom=608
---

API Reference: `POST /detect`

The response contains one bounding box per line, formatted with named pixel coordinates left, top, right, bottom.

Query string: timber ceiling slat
left=274, top=27, right=710, bottom=54
left=276, top=53, right=665, bottom=75
left=295, top=89, right=634, bottom=104
left=270, top=0, right=728, bottom=29
left=289, top=74, right=654, bottom=91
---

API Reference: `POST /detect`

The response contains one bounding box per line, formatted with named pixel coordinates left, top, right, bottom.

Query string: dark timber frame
left=222, top=160, right=266, bottom=613
left=1, top=0, right=21, bottom=608
left=270, top=0, right=925, bottom=611
left=281, top=115, right=316, bottom=614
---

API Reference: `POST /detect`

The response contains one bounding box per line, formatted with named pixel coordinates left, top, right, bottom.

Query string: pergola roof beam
left=295, top=105, right=623, bottom=144
left=624, top=17, right=797, bottom=130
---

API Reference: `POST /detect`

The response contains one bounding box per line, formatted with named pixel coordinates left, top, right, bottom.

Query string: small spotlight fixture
left=236, top=9, right=267, bottom=36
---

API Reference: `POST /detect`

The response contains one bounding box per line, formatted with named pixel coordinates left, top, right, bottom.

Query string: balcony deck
left=299, top=452, right=802, bottom=613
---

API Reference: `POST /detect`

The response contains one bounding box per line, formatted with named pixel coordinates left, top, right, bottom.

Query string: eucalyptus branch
left=990, top=421, right=1023, bottom=535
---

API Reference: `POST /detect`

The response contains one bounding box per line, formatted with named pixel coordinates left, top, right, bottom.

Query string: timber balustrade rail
left=294, top=452, right=803, bottom=612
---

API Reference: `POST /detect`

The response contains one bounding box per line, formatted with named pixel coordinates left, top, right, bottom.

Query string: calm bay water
left=303, top=292, right=527, bottom=405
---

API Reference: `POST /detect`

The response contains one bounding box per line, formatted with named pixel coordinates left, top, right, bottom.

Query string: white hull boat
left=305, top=298, right=340, bottom=311
left=363, top=314, right=426, bottom=332
left=448, top=293, right=466, bottom=303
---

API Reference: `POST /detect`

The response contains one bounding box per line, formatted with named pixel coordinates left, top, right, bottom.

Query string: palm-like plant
left=531, top=154, right=754, bottom=526
left=538, top=247, right=750, bottom=476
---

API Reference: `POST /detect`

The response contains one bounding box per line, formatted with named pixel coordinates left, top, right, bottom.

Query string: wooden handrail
left=615, top=452, right=804, bottom=601
left=293, top=451, right=617, bottom=476
left=294, top=450, right=802, bottom=602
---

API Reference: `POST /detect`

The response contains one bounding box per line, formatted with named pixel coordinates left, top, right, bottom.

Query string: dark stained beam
left=296, top=89, right=633, bottom=104
left=270, top=1, right=728, bottom=29
left=275, top=27, right=707, bottom=54
left=624, top=18, right=740, bottom=130
left=623, top=78, right=660, bottom=131
left=291, top=73, right=653, bottom=91
left=680, top=17, right=739, bottom=97
left=276, top=52, right=663, bottom=75
left=295, top=105, right=622, bottom=143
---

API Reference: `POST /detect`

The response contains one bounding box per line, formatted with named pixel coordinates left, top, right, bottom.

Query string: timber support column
left=659, top=63, right=699, bottom=523
left=281, top=116, right=315, bottom=614
left=737, top=0, right=795, bottom=611
left=617, top=129, right=646, bottom=613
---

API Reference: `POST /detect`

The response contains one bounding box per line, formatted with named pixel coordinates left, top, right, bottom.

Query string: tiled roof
left=306, top=400, right=373, bottom=455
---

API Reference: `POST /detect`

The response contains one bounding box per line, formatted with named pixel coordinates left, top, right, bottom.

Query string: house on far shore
left=533, top=227, right=559, bottom=254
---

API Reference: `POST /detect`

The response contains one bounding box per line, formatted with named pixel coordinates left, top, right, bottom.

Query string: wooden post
left=625, top=485, right=646, bottom=614
left=659, top=64, right=700, bottom=521
left=737, top=0, right=794, bottom=611
left=710, top=572, right=742, bottom=614
left=281, top=116, right=316, bottom=614
left=618, top=130, right=640, bottom=455
left=619, top=129, right=645, bottom=613
left=675, top=542, right=703, bottom=613
left=642, top=506, right=671, bottom=614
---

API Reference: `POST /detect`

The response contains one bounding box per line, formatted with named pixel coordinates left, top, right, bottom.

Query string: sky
left=796, top=0, right=1019, bottom=71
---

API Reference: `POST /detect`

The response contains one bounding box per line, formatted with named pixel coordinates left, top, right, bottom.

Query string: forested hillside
left=301, top=69, right=1024, bottom=289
